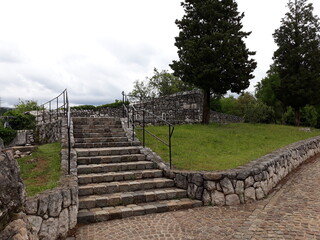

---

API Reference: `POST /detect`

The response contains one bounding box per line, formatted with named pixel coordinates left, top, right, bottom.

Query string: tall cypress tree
left=170, top=0, right=256, bottom=124
left=273, top=0, right=320, bottom=126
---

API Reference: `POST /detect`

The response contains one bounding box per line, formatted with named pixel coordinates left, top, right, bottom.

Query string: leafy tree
left=219, top=96, right=241, bottom=116
left=237, top=92, right=256, bottom=116
left=273, top=0, right=320, bottom=126
left=129, top=68, right=193, bottom=101
left=301, top=105, right=318, bottom=127
left=129, top=78, right=155, bottom=101
left=170, top=0, right=256, bottom=124
left=244, top=102, right=275, bottom=124
left=14, top=99, right=41, bottom=113
left=255, top=65, right=283, bottom=122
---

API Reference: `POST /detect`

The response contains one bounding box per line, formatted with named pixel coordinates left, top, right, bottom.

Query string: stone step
left=79, top=188, right=187, bottom=209
left=77, top=154, right=146, bottom=165
left=75, top=137, right=128, bottom=143
left=76, top=146, right=142, bottom=157
left=73, top=128, right=125, bottom=134
left=77, top=161, right=156, bottom=174
left=73, top=119, right=122, bottom=126
left=77, top=198, right=203, bottom=223
left=74, top=141, right=139, bottom=148
left=78, top=169, right=163, bottom=184
left=73, top=124, right=122, bottom=130
left=73, top=132, right=126, bottom=138
left=78, top=178, right=175, bottom=196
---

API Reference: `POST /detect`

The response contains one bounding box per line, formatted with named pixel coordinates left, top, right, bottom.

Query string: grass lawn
left=18, top=142, right=61, bottom=196
left=136, top=123, right=320, bottom=171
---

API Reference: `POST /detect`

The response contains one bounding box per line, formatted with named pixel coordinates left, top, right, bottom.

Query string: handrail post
left=56, top=97, right=59, bottom=120
left=143, top=110, right=145, bottom=148
left=169, top=125, right=172, bottom=169
left=132, top=107, right=135, bottom=141
left=122, top=91, right=125, bottom=118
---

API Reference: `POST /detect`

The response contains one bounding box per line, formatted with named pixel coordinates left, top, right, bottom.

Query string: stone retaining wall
left=24, top=118, right=78, bottom=239
left=36, top=119, right=62, bottom=144
left=70, top=107, right=122, bottom=118
left=210, top=111, right=244, bottom=124
left=142, top=136, right=320, bottom=206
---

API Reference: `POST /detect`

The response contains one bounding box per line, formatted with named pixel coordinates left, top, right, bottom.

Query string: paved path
left=72, top=155, right=320, bottom=240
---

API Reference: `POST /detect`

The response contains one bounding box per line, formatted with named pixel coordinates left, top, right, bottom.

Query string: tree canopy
left=128, top=68, right=193, bottom=101
left=273, top=0, right=320, bottom=125
left=170, top=0, right=256, bottom=123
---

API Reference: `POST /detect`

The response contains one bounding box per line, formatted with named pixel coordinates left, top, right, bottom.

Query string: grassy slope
left=18, top=142, right=61, bottom=196
left=137, top=123, right=320, bottom=171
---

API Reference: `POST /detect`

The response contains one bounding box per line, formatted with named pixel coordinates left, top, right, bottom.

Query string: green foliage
left=170, top=0, right=256, bottom=123
left=273, top=0, right=320, bottom=125
left=14, top=99, right=41, bottom=113
left=282, top=107, right=295, bottom=126
left=244, top=102, right=275, bottom=124
left=0, top=127, right=17, bottom=145
left=18, top=142, right=61, bottom=196
left=71, top=105, right=96, bottom=110
left=97, top=100, right=129, bottom=109
left=3, top=111, right=36, bottom=130
left=129, top=68, right=192, bottom=101
left=70, top=100, right=128, bottom=111
left=137, top=123, right=320, bottom=171
left=237, top=92, right=257, bottom=116
left=301, top=105, right=318, bottom=127
left=219, top=96, right=241, bottom=116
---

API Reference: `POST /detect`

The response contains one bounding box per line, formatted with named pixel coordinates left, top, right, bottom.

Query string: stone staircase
left=73, top=117, right=202, bottom=223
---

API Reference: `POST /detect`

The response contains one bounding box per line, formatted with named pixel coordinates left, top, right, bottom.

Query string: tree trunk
left=202, top=89, right=211, bottom=124
left=294, top=108, right=300, bottom=126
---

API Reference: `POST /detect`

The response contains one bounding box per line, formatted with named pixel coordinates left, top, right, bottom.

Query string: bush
left=71, top=105, right=96, bottom=110
left=301, top=105, right=318, bottom=127
left=244, top=102, right=275, bottom=124
left=282, top=107, right=295, bottom=125
left=3, top=111, right=36, bottom=130
left=0, top=127, right=17, bottom=145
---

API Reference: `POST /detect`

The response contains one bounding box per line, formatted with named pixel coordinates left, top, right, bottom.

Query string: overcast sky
left=1, top=0, right=320, bottom=107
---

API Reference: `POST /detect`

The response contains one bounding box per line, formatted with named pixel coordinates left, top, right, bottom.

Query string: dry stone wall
left=24, top=118, right=78, bottom=239
left=36, top=120, right=62, bottom=144
left=142, top=136, right=320, bottom=206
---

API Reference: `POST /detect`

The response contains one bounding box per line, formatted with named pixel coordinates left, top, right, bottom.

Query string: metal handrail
left=37, top=89, right=72, bottom=174
left=122, top=92, right=175, bottom=169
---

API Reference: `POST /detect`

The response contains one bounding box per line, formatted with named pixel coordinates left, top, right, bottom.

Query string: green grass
left=136, top=123, right=320, bottom=171
left=18, top=142, right=61, bottom=196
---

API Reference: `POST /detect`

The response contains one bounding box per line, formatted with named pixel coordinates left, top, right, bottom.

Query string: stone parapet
left=143, top=136, right=320, bottom=206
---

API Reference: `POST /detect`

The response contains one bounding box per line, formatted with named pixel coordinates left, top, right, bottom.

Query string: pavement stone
left=71, top=155, right=320, bottom=240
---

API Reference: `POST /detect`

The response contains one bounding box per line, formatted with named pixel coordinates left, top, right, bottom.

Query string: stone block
left=235, top=181, right=244, bottom=194
left=175, top=174, right=188, bottom=189
left=39, top=217, right=58, bottom=240
left=226, top=194, right=240, bottom=206
left=244, top=187, right=256, bottom=203
left=25, top=198, right=38, bottom=215
left=189, top=173, right=203, bottom=186
left=48, top=191, right=63, bottom=217
left=27, top=215, right=43, bottom=235
left=245, top=176, right=254, bottom=188
left=202, top=189, right=211, bottom=206
left=256, top=187, right=265, bottom=200
left=211, top=191, right=225, bottom=206
left=62, top=189, right=72, bottom=208
left=220, top=177, right=234, bottom=195
left=204, top=181, right=216, bottom=191
left=58, top=208, right=69, bottom=238
left=37, top=194, right=49, bottom=216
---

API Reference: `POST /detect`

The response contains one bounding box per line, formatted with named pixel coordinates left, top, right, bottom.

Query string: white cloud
left=0, top=0, right=319, bottom=107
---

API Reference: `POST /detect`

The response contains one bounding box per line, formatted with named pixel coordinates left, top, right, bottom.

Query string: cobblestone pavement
left=73, top=156, right=320, bottom=240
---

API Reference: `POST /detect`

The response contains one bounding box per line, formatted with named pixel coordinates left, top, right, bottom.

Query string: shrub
left=282, top=107, right=295, bottom=125
left=3, top=111, right=36, bottom=130
left=0, top=127, right=17, bottom=145
left=301, top=105, right=318, bottom=127
left=244, top=102, right=275, bottom=124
